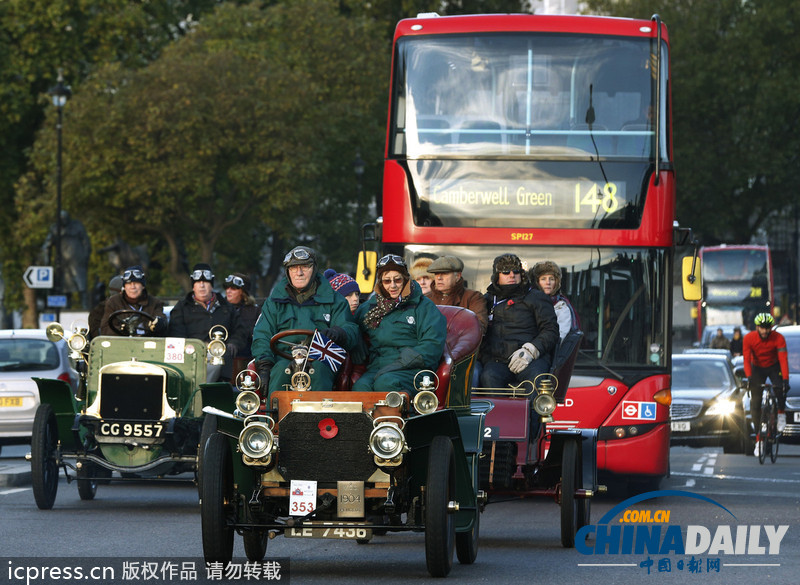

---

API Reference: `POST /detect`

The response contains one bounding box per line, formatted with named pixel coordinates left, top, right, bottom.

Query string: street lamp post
left=47, top=69, right=71, bottom=319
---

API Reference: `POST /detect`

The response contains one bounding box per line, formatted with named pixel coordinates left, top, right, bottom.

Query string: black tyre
left=197, top=415, right=217, bottom=488
left=201, top=433, right=234, bottom=564
left=425, top=435, right=456, bottom=578
left=769, top=406, right=779, bottom=463
left=243, top=531, right=268, bottom=562
left=758, top=408, right=768, bottom=464
left=455, top=508, right=479, bottom=565
left=77, top=462, right=97, bottom=501
left=31, top=403, right=59, bottom=510
left=560, top=439, right=581, bottom=548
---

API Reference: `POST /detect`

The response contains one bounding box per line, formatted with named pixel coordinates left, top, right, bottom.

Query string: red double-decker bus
left=367, top=12, right=689, bottom=489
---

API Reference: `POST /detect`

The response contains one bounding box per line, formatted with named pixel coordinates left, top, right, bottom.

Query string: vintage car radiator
left=278, top=411, right=376, bottom=482
left=99, top=372, right=164, bottom=420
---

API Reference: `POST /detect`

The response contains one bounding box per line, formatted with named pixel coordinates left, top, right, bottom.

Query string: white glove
left=508, top=343, right=539, bottom=374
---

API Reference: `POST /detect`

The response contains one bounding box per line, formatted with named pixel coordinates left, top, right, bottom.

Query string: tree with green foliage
left=584, top=0, right=800, bottom=246
left=13, top=0, right=387, bottom=305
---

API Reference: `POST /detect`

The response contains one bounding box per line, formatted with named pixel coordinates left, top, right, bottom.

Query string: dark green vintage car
left=199, top=305, right=486, bottom=578
left=28, top=317, right=233, bottom=509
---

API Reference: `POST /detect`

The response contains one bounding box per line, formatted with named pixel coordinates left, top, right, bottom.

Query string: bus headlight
left=369, top=423, right=406, bottom=460
left=235, top=391, right=261, bottom=416
left=239, top=422, right=274, bottom=460
left=413, top=390, right=438, bottom=415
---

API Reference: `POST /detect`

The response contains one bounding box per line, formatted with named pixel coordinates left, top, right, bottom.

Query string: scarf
left=363, top=294, right=402, bottom=330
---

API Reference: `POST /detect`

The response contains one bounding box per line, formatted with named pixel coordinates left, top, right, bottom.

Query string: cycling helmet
left=754, top=313, right=775, bottom=328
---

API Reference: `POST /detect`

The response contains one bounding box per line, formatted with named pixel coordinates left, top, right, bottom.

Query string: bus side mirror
left=681, top=256, right=702, bottom=301
left=356, top=250, right=377, bottom=293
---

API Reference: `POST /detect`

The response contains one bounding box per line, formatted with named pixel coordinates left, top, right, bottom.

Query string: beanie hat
left=324, top=269, right=360, bottom=298
left=409, top=257, right=433, bottom=280
left=531, top=260, right=562, bottom=294
left=190, top=263, right=215, bottom=284
left=224, top=272, right=251, bottom=294
left=122, top=265, right=146, bottom=286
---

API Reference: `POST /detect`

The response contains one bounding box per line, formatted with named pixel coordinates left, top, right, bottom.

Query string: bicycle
left=755, top=383, right=780, bottom=464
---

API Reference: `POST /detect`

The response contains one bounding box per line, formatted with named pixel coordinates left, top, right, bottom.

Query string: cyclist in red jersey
left=743, top=313, right=790, bottom=447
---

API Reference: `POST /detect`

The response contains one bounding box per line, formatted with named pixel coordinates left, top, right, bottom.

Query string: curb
left=0, top=461, right=32, bottom=488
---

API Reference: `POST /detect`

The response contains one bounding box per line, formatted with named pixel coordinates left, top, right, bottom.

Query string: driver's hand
left=255, top=359, right=273, bottom=391
left=148, top=319, right=158, bottom=332
left=323, top=326, right=347, bottom=346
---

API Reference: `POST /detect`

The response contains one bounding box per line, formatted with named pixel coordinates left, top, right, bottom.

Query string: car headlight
left=706, top=399, right=736, bottom=417
left=235, top=390, right=261, bottom=416
left=67, top=332, right=87, bottom=352
left=369, top=423, right=406, bottom=459
left=533, top=392, right=557, bottom=418
left=208, top=338, right=226, bottom=360
left=413, top=390, right=439, bottom=415
left=239, top=422, right=274, bottom=459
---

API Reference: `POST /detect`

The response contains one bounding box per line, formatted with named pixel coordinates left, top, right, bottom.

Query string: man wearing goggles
left=100, top=265, right=167, bottom=336
left=252, top=246, right=360, bottom=396
left=168, top=262, right=246, bottom=382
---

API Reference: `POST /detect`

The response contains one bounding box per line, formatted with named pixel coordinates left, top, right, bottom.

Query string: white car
left=0, top=330, right=79, bottom=452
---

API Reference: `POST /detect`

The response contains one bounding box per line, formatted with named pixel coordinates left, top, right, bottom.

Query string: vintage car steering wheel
left=270, top=329, right=316, bottom=361
left=108, top=309, right=156, bottom=337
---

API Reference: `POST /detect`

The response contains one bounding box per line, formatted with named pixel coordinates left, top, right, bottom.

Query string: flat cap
left=427, top=255, right=464, bottom=273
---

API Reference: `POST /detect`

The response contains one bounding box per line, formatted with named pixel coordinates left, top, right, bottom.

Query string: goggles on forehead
left=284, top=248, right=311, bottom=263
left=122, top=269, right=144, bottom=282
left=377, top=254, right=406, bottom=268
left=224, top=275, right=246, bottom=288
left=190, top=269, right=214, bottom=281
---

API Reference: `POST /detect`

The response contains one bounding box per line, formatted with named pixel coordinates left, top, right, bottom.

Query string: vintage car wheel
left=455, top=507, right=479, bottom=565
left=243, top=530, right=269, bottom=561
left=77, top=462, right=98, bottom=501
left=201, top=433, right=234, bottom=563
left=425, top=435, right=456, bottom=578
left=196, top=414, right=218, bottom=490
left=31, top=403, right=59, bottom=510
left=560, top=439, right=586, bottom=548
left=108, top=309, right=156, bottom=336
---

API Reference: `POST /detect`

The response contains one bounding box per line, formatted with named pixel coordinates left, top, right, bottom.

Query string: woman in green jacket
left=353, top=254, right=446, bottom=394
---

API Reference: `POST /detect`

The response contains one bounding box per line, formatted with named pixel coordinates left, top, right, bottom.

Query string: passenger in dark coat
left=100, top=266, right=167, bottom=336
left=479, top=254, right=559, bottom=388
left=223, top=272, right=260, bottom=360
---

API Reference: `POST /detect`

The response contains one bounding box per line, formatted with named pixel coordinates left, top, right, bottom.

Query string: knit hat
left=409, top=257, right=433, bottom=280
left=224, top=272, right=251, bottom=294
left=531, top=260, right=562, bottom=294
left=121, top=265, right=146, bottom=286
left=190, top=263, right=215, bottom=284
left=324, top=268, right=360, bottom=297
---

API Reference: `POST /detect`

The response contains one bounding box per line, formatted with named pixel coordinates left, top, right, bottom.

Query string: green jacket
left=355, top=280, right=446, bottom=373
left=252, top=273, right=359, bottom=365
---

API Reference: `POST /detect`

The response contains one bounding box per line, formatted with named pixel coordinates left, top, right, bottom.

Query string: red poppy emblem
left=318, top=418, right=338, bottom=439
left=508, top=300, right=515, bottom=306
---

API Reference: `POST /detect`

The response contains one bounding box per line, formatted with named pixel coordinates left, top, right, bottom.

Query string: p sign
left=24, top=266, right=54, bottom=289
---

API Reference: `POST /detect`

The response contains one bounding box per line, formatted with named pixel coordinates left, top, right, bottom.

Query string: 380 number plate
left=98, top=421, right=164, bottom=438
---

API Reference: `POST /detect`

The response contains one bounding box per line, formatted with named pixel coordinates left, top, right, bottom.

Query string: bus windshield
left=403, top=244, right=669, bottom=371
left=392, top=33, right=667, bottom=159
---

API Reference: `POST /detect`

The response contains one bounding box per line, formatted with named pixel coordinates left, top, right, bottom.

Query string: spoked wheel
left=31, top=403, right=59, bottom=510
left=769, top=406, right=780, bottom=463
left=77, top=462, right=98, bottom=501
left=201, top=433, right=234, bottom=564
left=425, top=435, right=456, bottom=578
left=560, top=439, right=586, bottom=548
left=243, top=530, right=269, bottom=561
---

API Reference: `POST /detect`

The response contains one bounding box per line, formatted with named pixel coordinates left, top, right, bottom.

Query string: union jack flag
left=308, top=330, right=347, bottom=373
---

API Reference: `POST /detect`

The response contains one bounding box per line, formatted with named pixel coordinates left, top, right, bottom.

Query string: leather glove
left=323, top=326, right=347, bottom=346
left=227, top=343, right=239, bottom=359
left=508, top=342, right=540, bottom=374
left=783, top=380, right=791, bottom=393
left=255, top=359, right=274, bottom=390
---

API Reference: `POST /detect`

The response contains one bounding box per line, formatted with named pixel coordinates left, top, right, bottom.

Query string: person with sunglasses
left=252, top=246, right=360, bottom=396
left=224, top=272, right=261, bottom=363
left=100, top=265, right=167, bottom=336
left=479, top=254, right=559, bottom=389
left=351, top=254, right=446, bottom=394
left=168, top=263, right=245, bottom=382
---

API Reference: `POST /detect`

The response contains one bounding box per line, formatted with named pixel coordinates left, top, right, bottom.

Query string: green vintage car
left=28, top=315, right=233, bottom=509
left=200, top=305, right=486, bottom=578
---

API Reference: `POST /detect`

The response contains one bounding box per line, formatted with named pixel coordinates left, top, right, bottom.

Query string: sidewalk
left=0, top=449, right=32, bottom=488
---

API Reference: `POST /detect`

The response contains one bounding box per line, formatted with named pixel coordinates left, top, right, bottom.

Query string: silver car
left=0, top=330, right=79, bottom=452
